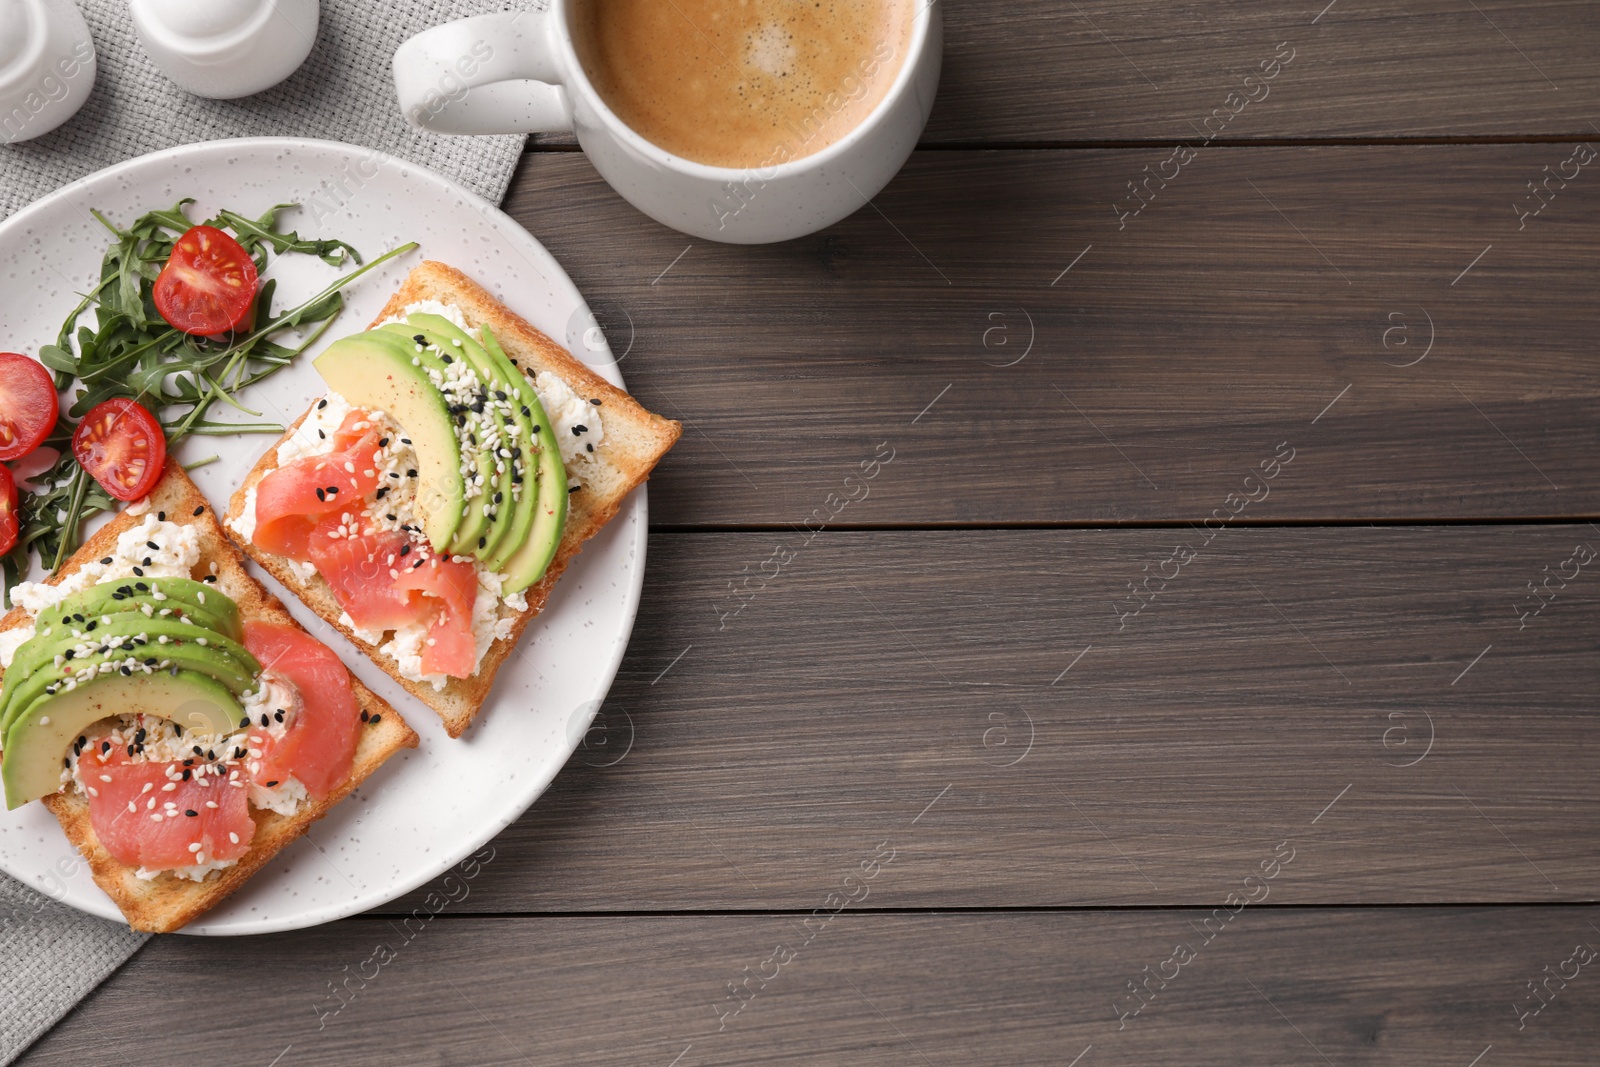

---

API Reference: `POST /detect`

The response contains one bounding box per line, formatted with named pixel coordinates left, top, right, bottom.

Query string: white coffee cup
left=392, top=1, right=941, bottom=244
left=0, top=0, right=97, bottom=145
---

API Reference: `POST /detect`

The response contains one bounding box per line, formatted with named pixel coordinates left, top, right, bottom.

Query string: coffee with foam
left=574, top=0, right=914, bottom=169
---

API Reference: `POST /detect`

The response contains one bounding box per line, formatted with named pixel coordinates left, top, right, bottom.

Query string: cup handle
left=393, top=11, right=573, bottom=135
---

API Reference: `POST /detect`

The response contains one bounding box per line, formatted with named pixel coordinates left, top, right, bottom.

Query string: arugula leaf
left=1, top=198, right=416, bottom=600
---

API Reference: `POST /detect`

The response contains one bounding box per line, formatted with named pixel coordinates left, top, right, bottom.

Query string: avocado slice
left=379, top=320, right=512, bottom=560
left=2, top=671, right=244, bottom=809
left=313, top=330, right=465, bottom=552
left=402, top=315, right=524, bottom=562
left=480, top=325, right=568, bottom=593
left=46, top=578, right=240, bottom=642
left=1, top=617, right=259, bottom=747
left=473, top=326, right=544, bottom=573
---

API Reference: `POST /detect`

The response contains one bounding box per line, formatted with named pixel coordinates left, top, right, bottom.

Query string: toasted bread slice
left=0, top=466, right=419, bottom=933
left=224, top=261, right=681, bottom=737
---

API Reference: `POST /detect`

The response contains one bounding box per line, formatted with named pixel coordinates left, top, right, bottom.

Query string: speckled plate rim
left=0, top=137, right=644, bottom=935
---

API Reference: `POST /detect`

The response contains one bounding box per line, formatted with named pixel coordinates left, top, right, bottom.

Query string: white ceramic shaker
left=128, top=0, right=319, bottom=99
left=0, top=0, right=98, bottom=144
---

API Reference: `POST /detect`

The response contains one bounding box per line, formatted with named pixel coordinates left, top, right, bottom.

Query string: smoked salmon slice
left=251, top=412, right=384, bottom=558
left=242, top=621, right=361, bottom=800
left=82, top=734, right=254, bottom=871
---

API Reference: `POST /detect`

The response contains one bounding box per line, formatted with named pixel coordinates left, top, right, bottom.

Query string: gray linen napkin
left=0, top=1, right=530, bottom=1062
left=0, top=878, right=146, bottom=1063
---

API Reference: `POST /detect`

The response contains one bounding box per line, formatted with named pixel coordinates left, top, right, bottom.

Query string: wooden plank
left=928, top=0, right=1599, bottom=143
left=21, top=908, right=1600, bottom=1065
left=530, top=0, right=1600, bottom=146
left=504, top=146, right=1600, bottom=525
left=356, top=526, right=1600, bottom=912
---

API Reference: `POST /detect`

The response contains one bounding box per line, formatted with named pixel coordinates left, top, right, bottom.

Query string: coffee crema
left=573, top=0, right=914, bottom=169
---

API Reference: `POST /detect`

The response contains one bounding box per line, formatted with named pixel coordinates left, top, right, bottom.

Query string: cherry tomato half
left=152, top=225, right=259, bottom=335
left=0, top=352, right=59, bottom=461
left=0, top=463, right=18, bottom=555
left=72, top=398, right=166, bottom=502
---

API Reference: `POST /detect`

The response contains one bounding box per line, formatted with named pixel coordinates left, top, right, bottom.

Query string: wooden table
left=23, top=2, right=1599, bottom=1063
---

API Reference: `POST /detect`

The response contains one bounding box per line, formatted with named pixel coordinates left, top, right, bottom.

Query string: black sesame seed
left=318, top=429, right=326, bottom=439
left=274, top=710, right=285, bottom=723
left=100, top=557, right=113, bottom=565
left=379, top=437, right=390, bottom=447
left=204, top=575, right=217, bottom=583
left=185, top=810, right=198, bottom=817
left=317, top=398, right=328, bottom=409
left=239, top=715, right=249, bottom=728
left=182, top=757, right=194, bottom=767
left=569, top=485, right=581, bottom=493
left=85, top=620, right=97, bottom=631
left=260, top=714, right=269, bottom=727
left=132, top=567, right=144, bottom=577
left=181, top=768, right=192, bottom=780
left=590, top=398, right=602, bottom=406
left=400, top=544, right=410, bottom=556
left=315, top=487, right=326, bottom=501
left=265, top=780, right=279, bottom=787
left=157, top=511, right=166, bottom=520
left=521, top=406, right=531, bottom=418
left=478, top=536, right=486, bottom=549
left=135, top=582, right=148, bottom=592
left=572, top=425, right=586, bottom=435
left=375, top=486, right=390, bottom=499
left=413, top=334, right=426, bottom=345
left=193, top=506, right=204, bottom=516
left=442, top=354, right=453, bottom=364
left=147, top=540, right=160, bottom=550
left=407, top=469, right=418, bottom=478
left=586, top=443, right=593, bottom=453
left=369, top=714, right=381, bottom=725
left=326, top=486, right=339, bottom=496
left=101, top=741, right=110, bottom=754
left=360, top=709, right=369, bottom=722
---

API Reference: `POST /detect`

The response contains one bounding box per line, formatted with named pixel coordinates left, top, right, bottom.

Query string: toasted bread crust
left=223, top=261, right=681, bottom=736
left=2, top=467, right=419, bottom=933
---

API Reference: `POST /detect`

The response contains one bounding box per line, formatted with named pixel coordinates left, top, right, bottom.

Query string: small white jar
left=0, top=0, right=97, bottom=144
left=128, top=0, right=319, bottom=100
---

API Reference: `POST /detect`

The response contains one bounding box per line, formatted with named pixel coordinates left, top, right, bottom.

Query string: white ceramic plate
left=0, top=138, right=643, bottom=934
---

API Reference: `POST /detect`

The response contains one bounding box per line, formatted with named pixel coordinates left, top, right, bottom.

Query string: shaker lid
left=137, top=0, right=269, bottom=43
